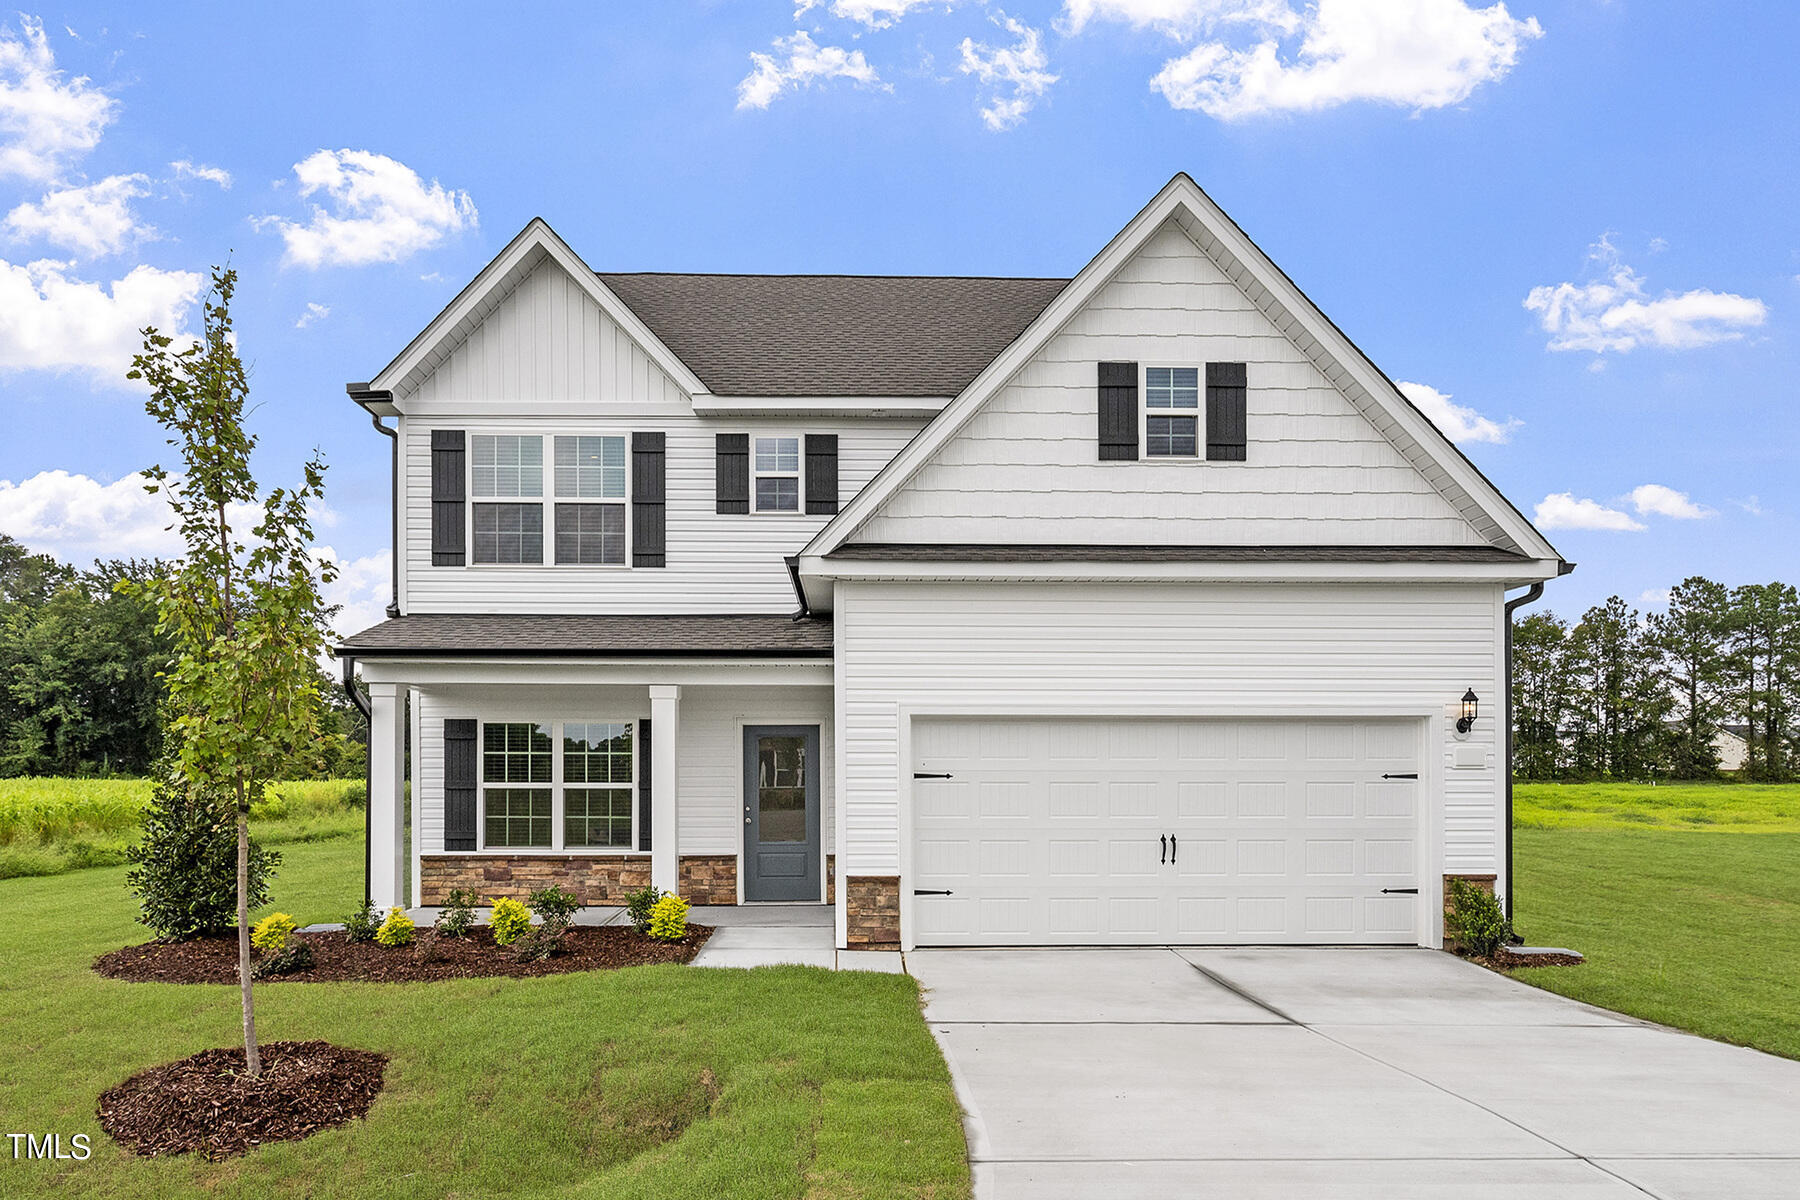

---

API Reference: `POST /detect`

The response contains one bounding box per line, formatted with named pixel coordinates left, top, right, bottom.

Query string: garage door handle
left=1381, top=887, right=1419, bottom=894
left=913, top=771, right=954, bottom=780
left=1160, top=834, right=1167, bottom=864
left=913, top=889, right=953, bottom=896
left=1170, top=835, right=1177, bottom=864
left=1381, top=773, right=1419, bottom=780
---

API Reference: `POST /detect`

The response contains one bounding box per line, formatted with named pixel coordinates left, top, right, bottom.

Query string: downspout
left=1502, top=578, right=1549, bottom=931
left=341, top=652, right=373, bottom=908
left=784, top=554, right=812, bottom=621
left=346, top=385, right=401, bottom=619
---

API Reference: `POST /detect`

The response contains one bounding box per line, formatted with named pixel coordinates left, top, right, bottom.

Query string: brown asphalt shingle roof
left=596, top=273, right=1068, bottom=397
left=337, top=614, right=832, bottom=657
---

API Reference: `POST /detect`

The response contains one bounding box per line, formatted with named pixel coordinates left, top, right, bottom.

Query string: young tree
left=1646, top=577, right=1733, bottom=779
left=127, top=268, right=337, bottom=1078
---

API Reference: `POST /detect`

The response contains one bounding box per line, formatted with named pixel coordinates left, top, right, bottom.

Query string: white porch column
left=367, top=681, right=407, bottom=910
left=650, top=685, right=681, bottom=893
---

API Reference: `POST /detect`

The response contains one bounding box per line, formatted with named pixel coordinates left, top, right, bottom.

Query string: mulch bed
left=94, top=924, right=713, bottom=984
left=98, top=1040, right=386, bottom=1160
left=1481, top=946, right=1585, bottom=969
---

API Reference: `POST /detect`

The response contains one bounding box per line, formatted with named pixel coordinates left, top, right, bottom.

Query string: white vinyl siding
left=836, top=580, right=1503, bottom=880
left=400, top=418, right=921, bottom=613
left=853, top=220, right=1486, bottom=547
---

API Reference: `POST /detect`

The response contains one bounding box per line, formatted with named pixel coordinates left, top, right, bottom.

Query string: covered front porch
left=338, top=613, right=837, bottom=918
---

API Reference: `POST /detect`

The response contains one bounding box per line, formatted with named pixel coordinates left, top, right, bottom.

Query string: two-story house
left=337, top=174, right=1566, bottom=951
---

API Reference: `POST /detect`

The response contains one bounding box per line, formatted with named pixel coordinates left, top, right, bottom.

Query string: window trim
left=477, top=718, right=642, bottom=854
left=465, top=432, right=632, bottom=568
left=750, top=434, right=803, bottom=514
left=1139, top=364, right=1203, bottom=460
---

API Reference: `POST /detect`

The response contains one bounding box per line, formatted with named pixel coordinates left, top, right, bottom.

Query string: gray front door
left=743, top=725, right=821, bottom=902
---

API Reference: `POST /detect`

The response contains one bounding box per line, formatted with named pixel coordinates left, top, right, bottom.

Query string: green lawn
left=1510, top=782, right=1800, bottom=1062
left=0, top=836, right=970, bottom=1199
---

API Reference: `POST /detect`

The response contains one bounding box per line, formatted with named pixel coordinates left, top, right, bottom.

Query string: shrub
left=436, top=887, right=478, bottom=938
left=625, top=884, right=665, bottom=934
left=250, top=911, right=297, bottom=955
left=375, top=906, right=416, bottom=947
left=510, top=915, right=570, bottom=962
left=125, top=758, right=279, bottom=941
left=340, top=780, right=368, bottom=808
left=528, top=884, right=582, bottom=924
left=343, top=903, right=380, bottom=943
left=648, top=893, right=689, bottom=941
left=489, top=897, right=532, bottom=946
left=251, top=941, right=314, bottom=978
left=1446, top=878, right=1509, bottom=957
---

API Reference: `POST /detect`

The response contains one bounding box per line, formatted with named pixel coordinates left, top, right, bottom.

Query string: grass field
left=1509, top=781, right=1800, bottom=1062
left=0, top=836, right=970, bottom=1199
left=0, top=777, right=366, bottom=880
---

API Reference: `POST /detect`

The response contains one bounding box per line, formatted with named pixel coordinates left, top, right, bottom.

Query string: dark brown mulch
left=98, top=1040, right=386, bottom=1160
left=94, top=924, right=713, bottom=984
left=1482, top=946, right=1585, bottom=969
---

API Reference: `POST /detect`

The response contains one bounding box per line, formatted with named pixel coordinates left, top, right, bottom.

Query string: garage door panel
left=912, top=718, right=1423, bottom=946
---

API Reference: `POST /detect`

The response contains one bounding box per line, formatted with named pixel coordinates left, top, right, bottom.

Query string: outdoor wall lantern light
left=1456, top=689, right=1479, bottom=734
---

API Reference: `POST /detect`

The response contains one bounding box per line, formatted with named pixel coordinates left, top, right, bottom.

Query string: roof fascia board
left=797, top=553, right=1564, bottom=587
left=693, top=395, right=951, bottom=418
left=356, top=657, right=834, bottom=687
left=367, top=218, right=710, bottom=399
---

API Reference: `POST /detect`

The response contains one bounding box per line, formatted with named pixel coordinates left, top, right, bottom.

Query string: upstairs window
left=1144, top=366, right=1200, bottom=458
left=553, top=436, right=627, bottom=565
left=754, top=436, right=801, bottom=512
left=472, top=435, right=544, bottom=564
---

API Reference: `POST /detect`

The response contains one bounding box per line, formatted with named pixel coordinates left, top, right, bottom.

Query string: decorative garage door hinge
left=1380, top=887, right=1420, bottom=894
left=1380, top=772, right=1419, bottom=779
left=913, top=889, right=954, bottom=896
left=913, top=771, right=953, bottom=779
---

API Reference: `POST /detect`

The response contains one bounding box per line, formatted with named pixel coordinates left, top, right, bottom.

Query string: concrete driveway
left=907, top=948, right=1800, bottom=1199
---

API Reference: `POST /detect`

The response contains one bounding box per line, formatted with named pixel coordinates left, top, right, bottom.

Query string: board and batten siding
left=836, top=580, right=1504, bottom=878
left=412, top=685, right=833, bottom=860
left=853, top=220, right=1486, bottom=547
left=397, top=415, right=922, bottom=614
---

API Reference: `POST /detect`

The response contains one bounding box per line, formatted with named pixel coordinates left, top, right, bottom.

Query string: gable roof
left=337, top=613, right=832, bottom=658
left=365, top=218, right=709, bottom=399
left=800, top=174, right=1563, bottom=567
left=596, top=273, right=1067, bottom=397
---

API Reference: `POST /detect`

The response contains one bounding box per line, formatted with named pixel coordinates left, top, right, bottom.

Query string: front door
left=743, top=726, right=821, bottom=902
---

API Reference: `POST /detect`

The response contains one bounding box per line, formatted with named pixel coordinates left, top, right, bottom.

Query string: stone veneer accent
left=420, top=855, right=649, bottom=905
left=845, top=875, right=901, bottom=947
left=679, top=855, right=738, bottom=906
left=1442, top=872, right=1498, bottom=942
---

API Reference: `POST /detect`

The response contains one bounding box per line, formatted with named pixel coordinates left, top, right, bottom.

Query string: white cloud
left=1060, top=0, right=1300, bottom=37
left=794, top=0, right=943, bottom=28
left=1148, top=0, right=1542, bottom=120
left=261, top=149, right=477, bottom=269
left=0, top=16, right=115, bottom=181
left=294, top=301, right=330, bottom=329
left=1524, top=234, right=1767, bottom=354
left=0, top=257, right=201, bottom=383
left=737, top=31, right=886, bottom=111
left=1636, top=588, right=1671, bottom=611
left=959, top=13, right=1058, bottom=130
left=169, top=158, right=231, bottom=189
left=1533, top=492, right=1644, bottom=532
left=0, top=469, right=186, bottom=559
left=4, top=172, right=151, bottom=256
left=1628, top=483, right=1713, bottom=520
left=316, top=546, right=390, bottom=641
left=1396, top=380, right=1519, bottom=445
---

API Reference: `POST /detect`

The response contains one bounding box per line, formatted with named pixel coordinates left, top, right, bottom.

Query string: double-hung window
left=1143, top=366, right=1200, bottom=458
left=552, top=435, right=627, bottom=565
left=480, top=719, right=637, bottom=851
left=471, top=435, right=544, bottom=563
left=753, top=436, right=800, bottom=512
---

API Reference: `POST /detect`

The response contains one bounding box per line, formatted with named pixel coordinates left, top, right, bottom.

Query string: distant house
left=1715, top=725, right=1750, bottom=773
left=336, top=175, right=1567, bottom=951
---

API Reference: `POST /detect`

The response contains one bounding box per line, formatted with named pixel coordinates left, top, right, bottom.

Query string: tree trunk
left=237, top=784, right=261, bottom=1078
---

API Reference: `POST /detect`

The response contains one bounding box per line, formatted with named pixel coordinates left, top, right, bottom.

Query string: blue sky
left=1, top=0, right=1794, bottom=635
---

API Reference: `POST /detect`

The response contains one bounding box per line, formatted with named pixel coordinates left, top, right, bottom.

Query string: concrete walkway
left=908, top=947, right=1800, bottom=1200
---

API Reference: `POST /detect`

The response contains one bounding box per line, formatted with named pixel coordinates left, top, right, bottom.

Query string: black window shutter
left=715, top=434, right=749, bottom=514
left=444, top=718, right=477, bottom=851
left=637, top=717, right=652, bottom=853
left=1206, top=362, right=1248, bottom=461
left=804, top=434, right=839, bottom=515
left=431, top=430, right=467, bottom=565
left=1097, top=362, right=1139, bottom=461
left=631, top=431, right=666, bottom=567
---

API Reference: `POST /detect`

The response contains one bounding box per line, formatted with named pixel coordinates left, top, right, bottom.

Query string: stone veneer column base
left=845, top=875, right=901, bottom=947
left=420, top=855, right=650, bottom=905
left=1442, top=872, right=1499, bottom=942
left=678, top=855, right=738, bottom=906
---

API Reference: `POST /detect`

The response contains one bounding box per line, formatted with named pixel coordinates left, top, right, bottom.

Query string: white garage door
left=910, top=718, right=1424, bottom=946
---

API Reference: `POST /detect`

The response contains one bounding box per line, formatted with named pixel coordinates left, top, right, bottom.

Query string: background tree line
left=1514, top=577, right=1800, bottom=781
left=0, top=534, right=366, bottom=779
